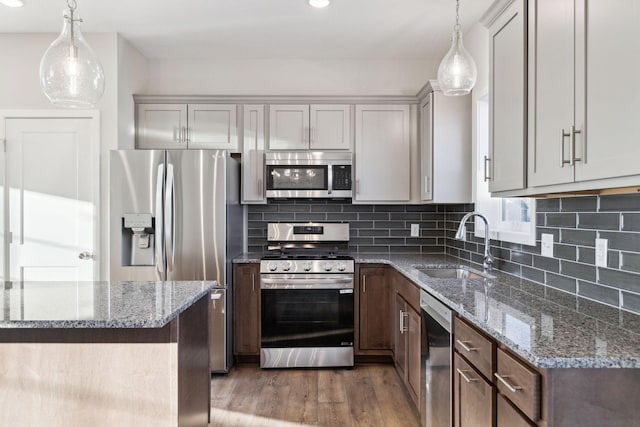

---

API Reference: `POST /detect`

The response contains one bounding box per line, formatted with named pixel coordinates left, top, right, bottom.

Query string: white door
left=4, top=117, right=97, bottom=282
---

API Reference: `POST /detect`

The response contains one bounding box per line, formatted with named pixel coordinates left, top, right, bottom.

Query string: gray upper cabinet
left=269, top=104, right=351, bottom=151
left=528, top=0, right=640, bottom=189
left=488, top=0, right=527, bottom=193
left=136, top=103, right=238, bottom=151
left=354, top=104, right=411, bottom=203
left=419, top=82, right=471, bottom=203
left=242, top=105, right=266, bottom=204
left=136, top=104, right=188, bottom=149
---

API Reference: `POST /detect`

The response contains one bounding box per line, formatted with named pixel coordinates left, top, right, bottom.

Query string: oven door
left=260, top=274, right=354, bottom=349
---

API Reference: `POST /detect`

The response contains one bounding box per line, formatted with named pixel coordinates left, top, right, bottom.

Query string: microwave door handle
left=327, top=164, right=333, bottom=195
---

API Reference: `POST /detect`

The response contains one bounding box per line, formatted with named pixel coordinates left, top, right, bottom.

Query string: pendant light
left=437, top=0, right=477, bottom=96
left=39, top=0, right=105, bottom=108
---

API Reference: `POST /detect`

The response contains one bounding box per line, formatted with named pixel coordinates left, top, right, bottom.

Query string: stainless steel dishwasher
left=420, top=290, right=453, bottom=427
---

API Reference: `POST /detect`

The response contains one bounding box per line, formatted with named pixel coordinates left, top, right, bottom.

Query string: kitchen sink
left=414, top=266, right=494, bottom=280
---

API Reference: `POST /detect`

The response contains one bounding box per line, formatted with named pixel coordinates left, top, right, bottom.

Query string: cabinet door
left=269, top=105, right=310, bottom=150
left=358, top=267, right=392, bottom=352
left=574, top=0, right=640, bottom=182
left=187, top=104, right=238, bottom=150
left=454, top=352, right=495, bottom=427
left=136, top=104, right=187, bottom=149
left=242, top=105, right=266, bottom=204
left=489, top=0, right=526, bottom=192
left=528, top=0, right=575, bottom=187
left=233, top=264, right=260, bottom=355
left=420, top=95, right=433, bottom=201
left=497, top=394, right=534, bottom=427
left=354, top=105, right=411, bottom=203
left=309, top=104, right=351, bottom=150
left=393, top=294, right=407, bottom=376
left=406, top=306, right=421, bottom=404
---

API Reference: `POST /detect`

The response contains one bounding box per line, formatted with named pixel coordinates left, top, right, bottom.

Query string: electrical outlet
left=595, top=238, right=608, bottom=267
left=410, top=224, right=420, bottom=237
left=541, top=233, right=554, bottom=258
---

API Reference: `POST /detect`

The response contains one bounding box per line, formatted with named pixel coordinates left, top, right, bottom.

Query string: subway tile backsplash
left=445, top=194, right=640, bottom=315
left=247, top=193, right=640, bottom=314
left=247, top=200, right=445, bottom=254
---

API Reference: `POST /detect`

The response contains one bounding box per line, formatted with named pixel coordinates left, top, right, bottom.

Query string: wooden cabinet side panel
left=233, top=264, right=260, bottom=355
left=497, top=393, right=535, bottom=427
left=406, top=307, right=421, bottom=406
left=393, top=293, right=407, bottom=375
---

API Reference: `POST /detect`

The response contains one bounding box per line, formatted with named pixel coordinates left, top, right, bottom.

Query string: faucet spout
left=455, top=212, right=494, bottom=272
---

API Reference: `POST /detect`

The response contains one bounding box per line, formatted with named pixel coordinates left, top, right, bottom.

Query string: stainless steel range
left=260, top=223, right=354, bottom=369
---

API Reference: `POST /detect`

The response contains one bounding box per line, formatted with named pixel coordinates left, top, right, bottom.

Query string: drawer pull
left=456, top=368, right=477, bottom=383
left=456, top=339, right=477, bottom=352
left=495, top=373, right=522, bottom=393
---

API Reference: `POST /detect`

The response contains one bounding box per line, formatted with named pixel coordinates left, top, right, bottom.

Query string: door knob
left=78, top=251, right=94, bottom=260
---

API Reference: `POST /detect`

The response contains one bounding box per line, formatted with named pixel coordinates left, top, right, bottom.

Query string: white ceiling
left=0, top=0, right=493, bottom=60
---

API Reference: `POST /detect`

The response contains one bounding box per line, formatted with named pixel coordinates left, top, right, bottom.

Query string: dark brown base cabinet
left=357, top=266, right=393, bottom=354
left=392, top=271, right=421, bottom=407
left=233, top=263, right=260, bottom=357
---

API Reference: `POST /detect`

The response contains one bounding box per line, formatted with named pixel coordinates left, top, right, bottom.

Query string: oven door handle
left=260, top=277, right=354, bottom=289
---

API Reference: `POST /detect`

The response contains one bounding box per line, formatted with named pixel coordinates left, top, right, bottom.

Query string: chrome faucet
left=455, top=212, right=494, bottom=272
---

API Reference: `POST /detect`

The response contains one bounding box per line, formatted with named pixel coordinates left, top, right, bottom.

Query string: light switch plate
left=541, top=233, right=554, bottom=257
left=410, top=224, right=420, bottom=237
left=595, top=238, right=608, bottom=267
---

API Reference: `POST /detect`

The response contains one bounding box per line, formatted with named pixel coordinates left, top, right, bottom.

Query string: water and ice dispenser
left=121, top=213, right=155, bottom=266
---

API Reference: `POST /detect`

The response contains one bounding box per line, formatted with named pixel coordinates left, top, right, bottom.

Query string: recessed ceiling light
left=308, top=0, right=331, bottom=8
left=0, top=0, right=24, bottom=7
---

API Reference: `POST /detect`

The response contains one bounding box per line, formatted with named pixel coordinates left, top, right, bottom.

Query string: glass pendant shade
left=39, top=11, right=105, bottom=108
left=437, top=28, right=477, bottom=96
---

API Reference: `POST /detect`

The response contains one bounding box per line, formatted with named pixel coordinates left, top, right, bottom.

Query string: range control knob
left=336, top=262, right=347, bottom=272
left=281, top=261, right=292, bottom=272
left=268, top=262, right=278, bottom=272
left=324, top=262, right=333, bottom=272
left=303, top=262, right=313, bottom=272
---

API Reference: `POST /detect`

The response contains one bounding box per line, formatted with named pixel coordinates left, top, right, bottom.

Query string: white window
left=475, top=95, right=536, bottom=246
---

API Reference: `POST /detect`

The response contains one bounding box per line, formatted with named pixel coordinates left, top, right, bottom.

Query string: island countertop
left=0, top=280, right=216, bottom=329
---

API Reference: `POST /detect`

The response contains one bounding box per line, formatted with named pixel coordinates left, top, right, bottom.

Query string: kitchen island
left=0, top=280, right=214, bottom=427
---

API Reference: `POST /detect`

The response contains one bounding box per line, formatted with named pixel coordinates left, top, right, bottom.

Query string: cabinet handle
left=483, top=155, right=491, bottom=181
left=355, top=179, right=360, bottom=195
left=560, top=128, right=571, bottom=167
left=362, top=275, right=366, bottom=293
left=258, top=178, right=263, bottom=196
left=187, top=127, right=192, bottom=143
left=570, top=125, right=582, bottom=164
left=251, top=274, right=256, bottom=293
left=456, top=339, right=477, bottom=352
left=173, top=126, right=180, bottom=142
left=399, top=310, right=404, bottom=334
left=495, top=373, right=522, bottom=393
left=457, top=368, right=477, bottom=383
left=310, top=127, right=316, bottom=145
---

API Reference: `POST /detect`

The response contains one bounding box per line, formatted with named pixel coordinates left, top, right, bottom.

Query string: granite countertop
left=233, top=253, right=640, bottom=369
left=0, top=281, right=217, bottom=329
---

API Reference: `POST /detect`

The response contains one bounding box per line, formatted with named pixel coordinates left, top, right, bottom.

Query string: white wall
left=465, top=23, right=490, bottom=199
left=117, top=35, right=149, bottom=149
left=0, top=32, right=142, bottom=280
left=145, top=58, right=438, bottom=96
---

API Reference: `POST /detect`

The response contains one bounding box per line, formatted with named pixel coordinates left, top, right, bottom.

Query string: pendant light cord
left=454, top=0, right=461, bottom=32
left=64, top=0, right=82, bottom=55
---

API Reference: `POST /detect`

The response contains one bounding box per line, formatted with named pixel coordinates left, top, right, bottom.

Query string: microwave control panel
left=332, top=165, right=352, bottom=190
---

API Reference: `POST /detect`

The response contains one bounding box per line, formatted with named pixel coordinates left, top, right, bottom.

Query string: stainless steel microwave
left=265, top=152, right=353, bottom=199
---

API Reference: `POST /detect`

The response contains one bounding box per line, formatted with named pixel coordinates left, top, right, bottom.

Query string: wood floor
left=210, top=364, right=421, bottom=427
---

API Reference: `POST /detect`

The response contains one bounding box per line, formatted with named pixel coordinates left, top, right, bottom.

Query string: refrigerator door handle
left=165, top=163, right=176, bottom=273
left=155, top=164, right=165, bottom=274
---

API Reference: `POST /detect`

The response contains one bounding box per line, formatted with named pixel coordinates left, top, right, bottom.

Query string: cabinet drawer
left=394, top=273, right=420, bottom=312
left=454, top=317, right=495, bottom=380
left=496, top=348, right=541, bottom=422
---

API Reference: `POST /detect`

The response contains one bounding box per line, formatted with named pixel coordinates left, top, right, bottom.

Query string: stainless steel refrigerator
left=109, top=149, right=243, bottom=373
